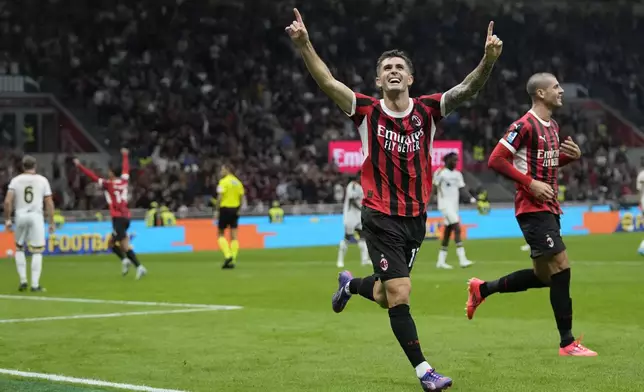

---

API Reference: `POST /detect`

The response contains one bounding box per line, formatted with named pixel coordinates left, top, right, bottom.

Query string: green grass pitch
left=0, top=233, right=643, bottom=391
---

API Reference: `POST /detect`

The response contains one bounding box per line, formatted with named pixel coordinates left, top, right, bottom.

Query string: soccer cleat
left=121, top=258, right=131, bottom=276
left=336, top=261, right=344, bottom=268
left=459, top=260, right=474, bottom=268
left=559, top=337, right=598, bottom=357
left=331, top=270, right=353, bottom=313
left=466, top=277, right=485, bottom=320
left=135, top=266, right=147, bottom=280
left=419, top=369, right=453, bottom=391
left=222, top=258, right=234, bottom=269
left=30, top=286, right=46, bottom=292
left=436, top=262, right=453, bottom=270
left=18, top=283, right=28, bottom=292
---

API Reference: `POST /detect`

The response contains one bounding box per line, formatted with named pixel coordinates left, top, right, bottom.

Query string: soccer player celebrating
left=337, top=176, right=370, bottom=268
left=467, top=73, right=597, bottom=356
left=286, top=8, right=502, bottom=390
left=433, top=152, right=476, bottom=269
left=74, top=149, right=147, bottom=280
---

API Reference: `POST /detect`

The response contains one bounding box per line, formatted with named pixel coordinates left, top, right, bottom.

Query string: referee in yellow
left=215, top=164, right=245, bottom=269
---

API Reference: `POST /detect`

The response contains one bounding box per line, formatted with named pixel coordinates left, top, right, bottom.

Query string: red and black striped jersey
left=499, top=110, right=562, bottom=216
left=346, top=91, right=445, bottom=217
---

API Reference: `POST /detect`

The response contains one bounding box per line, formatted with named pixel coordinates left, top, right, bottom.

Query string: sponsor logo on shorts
left=379, top=255, right=389, bottom=271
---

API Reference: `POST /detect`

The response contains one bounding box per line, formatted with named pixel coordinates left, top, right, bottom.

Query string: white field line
left=0, top=295, right=242, bottom=310
left=0, top=368, right=188, bottom=392
left=0, top=307, right=218, bottom=324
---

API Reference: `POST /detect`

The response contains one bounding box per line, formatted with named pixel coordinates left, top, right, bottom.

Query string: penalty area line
left=0, top=307, right=221, bottom=324
left=0, top=368, right=187, bottom=392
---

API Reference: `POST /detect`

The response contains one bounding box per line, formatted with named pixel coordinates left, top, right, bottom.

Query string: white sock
left=15, top=251, right=27, bottom=284
left=337, top=239, right=348, bottom=264
left=357, top=239, right=369, bottom=263
left=456, top=245, right=467, bottom=263
left=31, top=253, right=43, bottom=288
left=437, top=249, right=448, bottom=265
left=415, top=361, right=432, bottom=378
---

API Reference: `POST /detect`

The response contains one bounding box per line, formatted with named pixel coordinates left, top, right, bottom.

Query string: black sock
left=348, top=276, right=376, bottom=302
left=480, top=269, right=546, bottom=298
left=125, top=249, right=141, bottom=267
left=550, top=269, right=574, bottom=347
left=112, top=245, right=125, bottom=260
left=389, top=304, right=425, bottom=368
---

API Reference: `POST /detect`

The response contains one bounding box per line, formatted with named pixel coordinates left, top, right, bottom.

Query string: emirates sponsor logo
left=328, top=141, right=364, bottom=173
left=537, top=149, right=559, bottom=167
left=377, top=124, right=423, bottom=153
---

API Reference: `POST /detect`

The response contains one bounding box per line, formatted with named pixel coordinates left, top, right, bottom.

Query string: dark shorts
left=517, top=211, right=566, bottom=259
left=361, top=207, right=426, bottom=281
left=112, top=217, right=130, bottom=241
left=218, top=207, right=240, bottom=230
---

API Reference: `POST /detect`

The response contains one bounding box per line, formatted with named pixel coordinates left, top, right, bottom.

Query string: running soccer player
left=3, top=155, right=55, bottom=292
left=467, top=72, right=597, bottom=356
left=215, top=164, right=245, bottom=269
left=286, top=9, right=502, bottom=390
left=337, top=177, right=370, bottom=268
left=74, top=149, right=147, bottom=279
left=433, top=152, right=476, bottom=269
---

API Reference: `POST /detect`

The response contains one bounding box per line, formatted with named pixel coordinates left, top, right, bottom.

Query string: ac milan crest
left=411, top=114, right=422, bottom=128
left=380, top=256, right=389, bottom=271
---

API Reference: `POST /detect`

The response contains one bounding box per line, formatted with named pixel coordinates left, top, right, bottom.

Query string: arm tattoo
left=443, top=58, right=495, bottom=115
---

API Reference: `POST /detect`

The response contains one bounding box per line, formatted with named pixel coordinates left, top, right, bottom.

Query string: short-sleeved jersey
left=499, top=110, right=561, bottom=216
left=100, top=176, right=130, bottom=218
left=343, top=181, right=364, bottom=216
left=637, top=170, right=644, bottom=195
left=217, top=174, right=244, bottom=208
left=433, top=167, right=465, bottom=211
left=7, top=173, right=52, bottom=216
left=346, top=92, right=446, bottom=217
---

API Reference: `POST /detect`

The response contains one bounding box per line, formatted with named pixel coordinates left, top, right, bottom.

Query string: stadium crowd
left=1, top=0, right=643, bottom=209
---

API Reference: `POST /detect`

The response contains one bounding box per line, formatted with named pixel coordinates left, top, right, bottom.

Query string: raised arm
left=442, top=22, right=503, bottom=116
left=285, top=8, right=354, bottom=115
left=73, top=159, right=102, bottom=183
left=120, top=148, right=130, bottom=180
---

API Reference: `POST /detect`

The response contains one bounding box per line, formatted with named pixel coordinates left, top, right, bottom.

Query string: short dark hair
left=22, top=155, right=37, bottom=171
left=526, top=72, right=556, bottom=99
left=376, top=49, right=414, bottom=75
left=443, top=152, right=458, bottom=162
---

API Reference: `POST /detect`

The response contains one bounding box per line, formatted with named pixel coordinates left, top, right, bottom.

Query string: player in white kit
left=433, top=153, right=475, bottom=269
left=3, top=156, right=55, bottom=291
left=337, top=177, right=370, bottom=268
left=636, top=167, right=644, bottom=255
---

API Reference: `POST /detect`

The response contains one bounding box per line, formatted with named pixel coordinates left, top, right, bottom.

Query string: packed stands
left=2, top=0, right=643, bottom=208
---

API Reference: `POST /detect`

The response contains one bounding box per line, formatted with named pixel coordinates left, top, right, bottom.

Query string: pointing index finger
left=294, top=8, right=303, bottom=23
left=487, top=21, right=494, bottom=38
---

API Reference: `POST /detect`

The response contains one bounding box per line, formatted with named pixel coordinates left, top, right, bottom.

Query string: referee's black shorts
left=516, top=211, right=566, bottom=259
left=218, top=207, right=240, bottom=230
